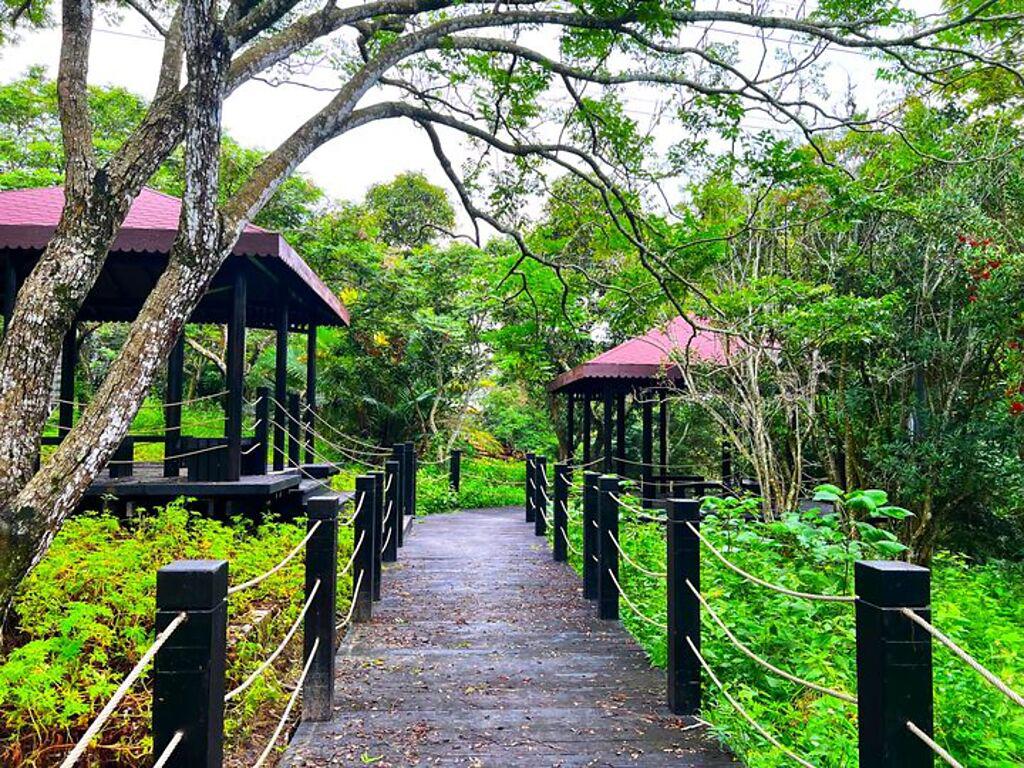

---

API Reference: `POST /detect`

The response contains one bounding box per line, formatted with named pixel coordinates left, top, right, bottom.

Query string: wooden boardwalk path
left=282, top=507, right=737, bottom=768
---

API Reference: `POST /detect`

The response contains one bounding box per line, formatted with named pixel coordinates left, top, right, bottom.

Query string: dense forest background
left=3, top=65, right=1023, bottom=566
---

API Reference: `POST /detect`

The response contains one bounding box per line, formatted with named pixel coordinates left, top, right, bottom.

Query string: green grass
left=0, top=500, right=355, bottom=767
left=557, top=489, right=1024, bottom=767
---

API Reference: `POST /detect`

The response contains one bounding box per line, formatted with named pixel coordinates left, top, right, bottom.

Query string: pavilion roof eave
left=547, top=362, right=683, bottom=394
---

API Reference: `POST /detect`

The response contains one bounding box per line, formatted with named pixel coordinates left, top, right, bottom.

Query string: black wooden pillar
left=667, top=498, right=701, bottom=715
left=2, top=256, right=15, bottom=336
left=565, top=394, right=575, bottom=460
left=352, top=476, right=375, bottom=622
left=641, top=393, right=654, bottom=509
left=304, top=323, right=317, bottom=464
left=288, top=393, right=301, bottom=468
left=371, top=471, right=384, bottom=601
left=855, top=561, right=933, bottom=768
left=153, top=559, right=227, bottom=767
left=404, top=441, right=416, bottom=519
left=163, top=332, right=185, bottom=478
left=449, top=449, right=461, bottom=492
left=392, top=444, right=405, bottom=548
left=658, top=391, right=669, bottom=492
left=582, top=392, right=592, bottom=465
left=596, top=474, right=620, bottom=620
left=225, top=271, right=246, bottom=482
left=533, top=455, right=548, bottom=537
left=273, top=298, right=289, bottom=471
left=525, top=452, right=536, bottom=523
left=615, top=392, right=626, bottom=476
left=254, top=386, right=269, bottom=474
left=303, top=496, right=338, bottom=721
left=582, top=470, right=600, bottom=600
left=58, top=323, right=77, bottom=438
left=383, top=459, right=400, bottom=562
left=553, top=462, right=570, bottom=562
left=602, top=390, right=613, bottom=473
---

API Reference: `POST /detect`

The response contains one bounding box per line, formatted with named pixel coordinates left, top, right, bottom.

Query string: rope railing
left=381, top=527, right=393, bottom=555
left=58, top=611, right=188, bottom=768
left=606, top=530, right=667, bottom=579
left=336, top=569, right=364, bottom=631
left=685, top=579, right=856, bottom=704
left=339, top=531, right=366, bottom=578
left=152, top=731, right=184, bottom=768
left=560, top=526, right=582, bottom=557
left=686, top=521, right=856, bottom=603
left=301, top=403, right=392, bottom=455
left=225, top=579, right=321, bottom=702
left=252, top=636, right=320, bottom=768
left=900, top=607, right=1024, bottom=709
left=269, top=412, right=383, bottom=471
left=685, top=637, right=817, bottom=768
left=907, top=721, right=963, bottom=768
left=228, top=520, right=323, bottom=596
left=607, top=569, right=668, bottom=630
left=54, top=389, right=230, bottom=410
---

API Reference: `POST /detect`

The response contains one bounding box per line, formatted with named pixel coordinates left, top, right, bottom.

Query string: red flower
left=1011, top=401, right=1024, bottom=415
left=968, top=294, right=977, bottom=302
left=1009, top=340, right=1020, bottom=350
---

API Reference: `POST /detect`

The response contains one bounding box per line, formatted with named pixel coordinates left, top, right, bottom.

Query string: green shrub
left=0, top=500, right=354, bottom=766
left=414, top=457, right=525, bottom=513
left=479, top=386, right=557, bottom=456
left=559, top=491, right=1024, bottom=767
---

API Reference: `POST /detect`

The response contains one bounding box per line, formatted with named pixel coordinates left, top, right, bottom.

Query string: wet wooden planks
left=281, top=506, right=737, bottom=768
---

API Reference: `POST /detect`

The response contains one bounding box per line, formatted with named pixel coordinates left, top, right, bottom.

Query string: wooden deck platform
left=281, top=507, right=736, bottom=767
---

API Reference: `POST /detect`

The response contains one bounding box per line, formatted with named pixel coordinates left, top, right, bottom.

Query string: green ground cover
left=558, top=488, right=1024, bottom=767
left=0, top=501, right=354, bottom=767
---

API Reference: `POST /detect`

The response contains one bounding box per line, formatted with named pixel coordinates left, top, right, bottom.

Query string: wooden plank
left=281, top=507, right=736, bottom=768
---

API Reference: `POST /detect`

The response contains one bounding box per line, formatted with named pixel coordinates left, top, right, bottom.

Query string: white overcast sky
left=0, top=5, right=920, bottom=218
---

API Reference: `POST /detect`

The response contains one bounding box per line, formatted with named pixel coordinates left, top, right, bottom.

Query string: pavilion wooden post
left=641, top=393, right=654, bottom=509
left=615, top=392, right=626, bottom=476
left=288, top=393, right=301, bottom=468
left=582, top=392, right=592, bottom=465
left=164, top=332, right=185, bottom=478
left=305, top=323, right=317, bottom=464
left=565, top=393, right=575, bottom=460
left=273, top=298, right=289, bottom=471
left=225, top=271, right=246, bottom=482
left=2, top=256, right=15, bottom=336
left=658, top=391, right=669, bottom=497
left=254, top=386, right=269, bottom=473
left=602, top=390, right=614, bottom=473
left=58, top=323, right=77, bottom=439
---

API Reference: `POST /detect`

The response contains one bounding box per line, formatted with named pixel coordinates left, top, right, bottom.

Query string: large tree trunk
left=0, top=0, right=228, bottom=625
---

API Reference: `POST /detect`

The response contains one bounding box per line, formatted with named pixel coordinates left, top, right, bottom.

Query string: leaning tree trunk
left=0, top=0, right=228, bottom=625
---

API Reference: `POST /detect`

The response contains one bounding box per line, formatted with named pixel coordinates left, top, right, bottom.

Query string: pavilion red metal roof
left=549, top=316, right=732, bottom=393
left=0, top=186, right=349, bottom=326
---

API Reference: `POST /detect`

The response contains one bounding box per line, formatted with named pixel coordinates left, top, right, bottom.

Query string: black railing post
left=596, top=475, right=620, bottom=620
left=392, top=444, right=405, bottom=547
left=855, top=561, right=933, bottom=768
left=525, top=452, right=536, bottom=523
left=403, top=441, right=416, bottom=519
left=667, top=498, right=701, bottom=715
left=533, top=456, right=548, bottom=536
left=582, top=471, right=599, bottom=600
left=288, top=393, right=301, bottom=467
left=553, top=462, right=570, bottom=562
left=383, top=459, right=400, bottom=562
left=352, top=476, right=375, bottom=622
left=153, top=559, right=227, bottom=767
left=449, top=449, right=461, bottom=493
left=303, top=496, right=338, bottom=721
left=253, top=387, right=269, bottom=475
left=371, top=471, right=384, bottom=601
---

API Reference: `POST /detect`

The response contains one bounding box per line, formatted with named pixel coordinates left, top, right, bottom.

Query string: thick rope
left=228, top=521, right=322, bottom=596
left=606, top=530, right=667, bottom=578
left=607, top=569, right=668, bottom=630
left=336, top=570, right=364, bottom=630
left=252, top=636, right=320, bottom=768
left=685, top=580, right=856, bottom=704
left=58, top=612, right=187, bottom=768
left=152, top=731, right=184, bottom=768
left=339, top=531, right=365, bottom=578
left=685, top=637, right=817, bottom=768
left=301, top=403, right=392, bottom=455
left=900, top=607, right=1024, bottom=709
left=380, top=527, right=393, bottom=555
left=906, top=721, right=963, bottom=768
left=559, top=527, right=582, bottom=556
left=225, top=580, right=320, bottom=702
left=686, top=522, right=856, bottom=603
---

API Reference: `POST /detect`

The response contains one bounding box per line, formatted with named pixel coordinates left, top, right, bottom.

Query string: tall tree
left=0, top=0, right=1021, bottom=619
